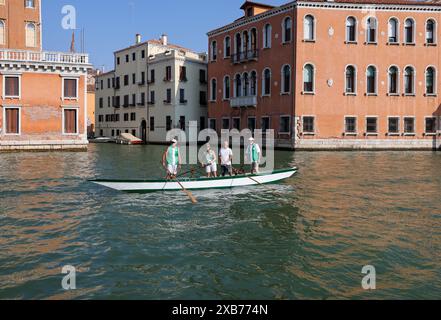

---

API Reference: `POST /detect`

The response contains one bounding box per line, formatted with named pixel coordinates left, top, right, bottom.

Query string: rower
left=162, top=139, right=181, bottom=180
left=219, top=141, right=233, bottom=177
left=246, top=137, right=261, bottom=174
left=204, top=143, right=218, bottom=178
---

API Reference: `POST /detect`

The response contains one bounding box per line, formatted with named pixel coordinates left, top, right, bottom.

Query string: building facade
left=95, top=35, right=208, bottom=143
left=0, top=0, right=91, bottom=151
left=207, top=0, right=441, bottom=150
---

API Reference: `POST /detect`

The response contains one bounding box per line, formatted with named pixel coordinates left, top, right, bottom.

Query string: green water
left=0, top=144, right=440, bottom=300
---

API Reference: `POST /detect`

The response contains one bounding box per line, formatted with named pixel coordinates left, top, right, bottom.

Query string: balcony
left=232, top=49, right=258, bottom=64
left=230, top=96, right=257, bottom=108
left=0, top=49, right=90, bottom=65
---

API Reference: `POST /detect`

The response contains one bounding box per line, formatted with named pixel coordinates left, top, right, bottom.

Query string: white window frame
left=345, top=16, right=358, bottom=43
left=388, top=17, right=400, bottom=45
left=62, top=106, right=79, bottom=135
left=2, top=74, right=21, bottom=99
left=25, top=22, right=37, bottom=48
left=303, top=14, right=316, bottom=42
left=25, top=0, right=35, bottom=8
left=344, top=116, right=358, bottom=136
left=223, top=75, right=231, bottom=100
left=221, top=117, right=231, bottom=130
left=282, top=16, right=292, bottom=44
left=344, top=65, right=357, bottom=96
left=403, top=65, right=416, bottom=96
left=424, top=116, right=438, bottom=135
left=387, top=116, right=401, bottom=136
left=224, top=36, right=231, bottom=58
left=263, top=24, right=272, bottom=49
left=425, top=18, right=437, bottom=45
left=302, top=115, right=316, bottom=135
left=2, top=105, right=21, bottom=136
left=302, top=63, right=315, bottom=95
left=210, top=40, right=217, bottom=62
left=0, top=19, right=6, bottom=45
left=366, top=17, right=378, bottom=44
left=62, top=76, right=79, bottom=101
left=425, top=65, right=437, bottom=96
left=365, top=116, right=379, bottom=136
left=262, top=68, right=271, bottom=97
left=387, top=65, right=401, bottom=96
left=247, top=116, right=257, bottom=132
left=281, top=64, right=291, bottom=94
left=366, top=65, right=378, bottom=96
left=279, top=115, right=291, bottom=135
left=210, top=78, right=217, bottom=102
left=403, top=116, right=416, bottom=135
left=403, top=17, right=416, bottom=45
left=208, top=118, right=217, bottom=130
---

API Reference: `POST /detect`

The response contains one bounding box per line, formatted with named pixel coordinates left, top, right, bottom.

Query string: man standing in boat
left=219, top=141, right=233, bottom=177
left=204, top=143, right=218, bottom=178
left=246, top=137, right=261, bottom=174
left=162, top=139, right=182, bottom=180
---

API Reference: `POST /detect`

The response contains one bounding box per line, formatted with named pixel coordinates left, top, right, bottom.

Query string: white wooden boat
left=90, top=167, right=297, bottom=193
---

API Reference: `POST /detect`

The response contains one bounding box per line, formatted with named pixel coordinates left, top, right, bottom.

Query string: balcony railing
left=230, top=96, right=257, bottom=108
left=232, top=49, right=258, bottom=64
left=0, top=49, right=90, bottom=65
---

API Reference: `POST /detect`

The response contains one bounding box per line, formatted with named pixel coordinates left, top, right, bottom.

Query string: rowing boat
left=90, top=167, right=297, bottom=193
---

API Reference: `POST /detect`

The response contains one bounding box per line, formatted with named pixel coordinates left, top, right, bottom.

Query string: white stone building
left=95, top=35, right=208, bottom=143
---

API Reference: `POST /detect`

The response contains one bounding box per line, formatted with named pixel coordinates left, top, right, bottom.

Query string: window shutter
left=64, top=109, right=77, bottom=134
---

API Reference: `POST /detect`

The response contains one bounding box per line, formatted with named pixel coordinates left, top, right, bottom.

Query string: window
left=25, top=23, right=36, bottom=47
left=425, top=117, right=437, bottom=134
left=388, top=117, right=400, bottom=134
left=150, top=117, right=155, bottom=131
left=366, top=17, right=377, bottom=43
left=25, top=0, right=35, bottom=8
left=124, top=113, right=129, bottom=122
left=243, top=72, right=249, bottom=96
left=232, top=118, right=240, bottom=130
left=200, top=91, right=207, bottom=105
left=107, top=78, right=111, bottom=88
left=131, top=94, right=136, bottom=106
left=404, top=18, right=415, bottom=44
left=165, top=66, right=172, bottom=81
left=117, top=57, right=120, bottom=65
left=282, top=65, right=291, bottom=94
left=261, top=117, right=270, bottom=131
left=200, top=117, right=206, bottom=131
left=262, top=68, right=271, bottom=96
left=63, top=108, right=78, bottom=134
left=388, top=66, right=399, bottom=94
left=234, top=74, right=242, bottom=97
left=4, top=75, right=20, bottom=98
left=179, top=66, right=187, bottom=81
left=210, top=78, right=217, bottom=101
left=224, top=36, right=231, bottom=58
left=124, top=75, right=129, bottom=86
left=199, top=69, right=207, bottom=84
left=303, top=64, right=314, bottom=93
left=209, top=119, right=216, bottom=130
left=131, top=113, right=136, bottom=121
left=165, top=89, right=172, bottom=104
left=150, top=91, right=155, bottom=104
left=224, top=76, right=231, bottom=99
left=263, top=24, right=272, bottom=48
left=346, top=17, right=357, bottom=42
left=283, top=17, right=292, bottom=43
left=250, top=71, right=257, bottom=96
left=366, top=117, right=378, bottom=134
left=63, top=78, right=78, bottom=99
left=125, top=55, right=129, bottom=63
left=303, top=117, right=315, bottom=134
left=179, top=88, right=186, bottom=104
left=404, top=117, right=415, bottom=134
left=388, top=18, right=399, bottom=43
left=211, top=40, right=217, bottom=61
left=280, top=116, right=291, bottom=134
left=140, top=72, right=146, bottom=85
left=150, top=69, right=155, bottom=83
left=304, top=15, right=315, bottom=41
left=345, top=66, right=356, bottom=94
left=222, top=118, right=230, bottom=130
left=235, top=33, right=242, bottom=58
left=142, top=50, right=146, bottom=59
left=426, top=19, right=436, bottom=44
left=248, top=117, right=256, bottom=132
left=426, top=67, right=436, bottom=95
left=132, top=73, right=136, bottom=84
left=0, top=20, right=5, bottom=45
left=366, top=66, right=377, bottom=95
left=180, top=116, right=186, bottom=131
left=166, top=116, right=172, bottom=131
left=123, top=95, right=129, bottom=107
left=345, top=117, right=357, bottom=134
left=4, top=107, right=20, bottom=134
left=99, top=97, right=103, bottom=108
left=132, top=52, right=136, bottom=61
left=404, top=66, right=415, bottom=95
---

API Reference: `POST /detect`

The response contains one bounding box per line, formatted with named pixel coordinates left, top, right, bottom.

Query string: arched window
left=404, top=66, right=415, bottom=94
left=211, top=40, right=217, bottom=61
left=235, top=74, right=242, bottom=97
left=345, top=66, right=356, bottom=94
left=346, top=17, right=356, bottom=42
left=388, top=18, right=399, bottom=43
left=262, top=68, right=271, bottom=96
left=304, top=15, right=315, bottom=41
left=366, top=17, right=377, bottom=43
left=388, top=66, right=399, bottom=94
left=224, top=76, right=231, bottom=99
left=25, top=22, right=36, bottom=47
left=303, top=64, right=314, bottom=93
left=426, top=19, right=435, bottom=44
left=211, top=78, right=217, bottom=101
left=243, top=30, right=249, bottom=54
left=405, top=18, right=415, bottom=44
left=426, top=67, right=435, bottom=95
left=283, top=17, right=292, bottom=43
left=0, top=20, right=5, bottom=45
left=366, top=66, right=377, bottom=94
left=235, top=33, right=241, bottom=55
left=250, top=28, right=257, bottom=52
left=25, top=0, right=35, bottom=8
left=224, top=36, right=231, bottom=58
left=250, top=71, right=257, bottom=96
left=282, top=65, right=291, bottom=94
left=243, top=72, right=249, bottom=96
left=263, top=24, right=272, bottom=48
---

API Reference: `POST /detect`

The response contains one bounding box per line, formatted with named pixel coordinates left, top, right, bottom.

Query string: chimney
left=161, top=34, right=168, bottom=46
left=136, top=34, right=142, bottom=44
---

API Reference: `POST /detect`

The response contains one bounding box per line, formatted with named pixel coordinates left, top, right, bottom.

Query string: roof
left=114, top=39, right=197, bottom=55
left=302, top=0, right=439, bottom=6
left=240, top=1, right=276, bottom=9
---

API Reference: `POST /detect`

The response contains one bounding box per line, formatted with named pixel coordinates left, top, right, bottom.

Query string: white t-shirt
left=219, top=148, right=233, bottom=166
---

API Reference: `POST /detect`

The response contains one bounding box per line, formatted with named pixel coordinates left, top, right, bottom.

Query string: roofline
left=240, top=1, right=276, bottom=10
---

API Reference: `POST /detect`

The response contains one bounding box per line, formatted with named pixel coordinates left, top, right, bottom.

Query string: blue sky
left=42, top=0, right=287, bottom=71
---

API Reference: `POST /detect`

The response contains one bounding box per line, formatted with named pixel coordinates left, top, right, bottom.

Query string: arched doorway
left=141, top=120, right=147, bottom=143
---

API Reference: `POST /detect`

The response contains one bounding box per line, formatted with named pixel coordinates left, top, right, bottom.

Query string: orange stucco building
left=207, top=0, right=441, bottom=150
left=0, top=0, right=91, bottom=151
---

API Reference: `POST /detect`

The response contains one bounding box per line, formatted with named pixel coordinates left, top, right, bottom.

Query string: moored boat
left=90, top=167, right=297, bottom=193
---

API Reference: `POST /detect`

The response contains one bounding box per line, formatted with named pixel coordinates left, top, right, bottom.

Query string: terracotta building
left=207, top=0, right=441, bottom=150
left=0, top=0, right=91, bottom=151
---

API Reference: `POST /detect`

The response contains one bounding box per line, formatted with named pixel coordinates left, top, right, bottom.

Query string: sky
left=42, top=0, right=288, bottom=71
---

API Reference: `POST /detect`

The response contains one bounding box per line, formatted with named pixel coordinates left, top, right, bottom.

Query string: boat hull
left=91, top=168, right=297, bottom=193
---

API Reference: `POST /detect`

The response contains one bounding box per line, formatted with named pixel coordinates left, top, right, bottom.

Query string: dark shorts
left=221, top=165, right=233, bottom=177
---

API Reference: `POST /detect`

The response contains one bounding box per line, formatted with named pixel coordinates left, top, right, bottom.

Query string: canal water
left=0, top=144, right=440, bottom=300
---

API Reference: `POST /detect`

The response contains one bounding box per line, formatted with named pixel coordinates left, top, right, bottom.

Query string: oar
left=174, top=177, right=198, bottom=204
